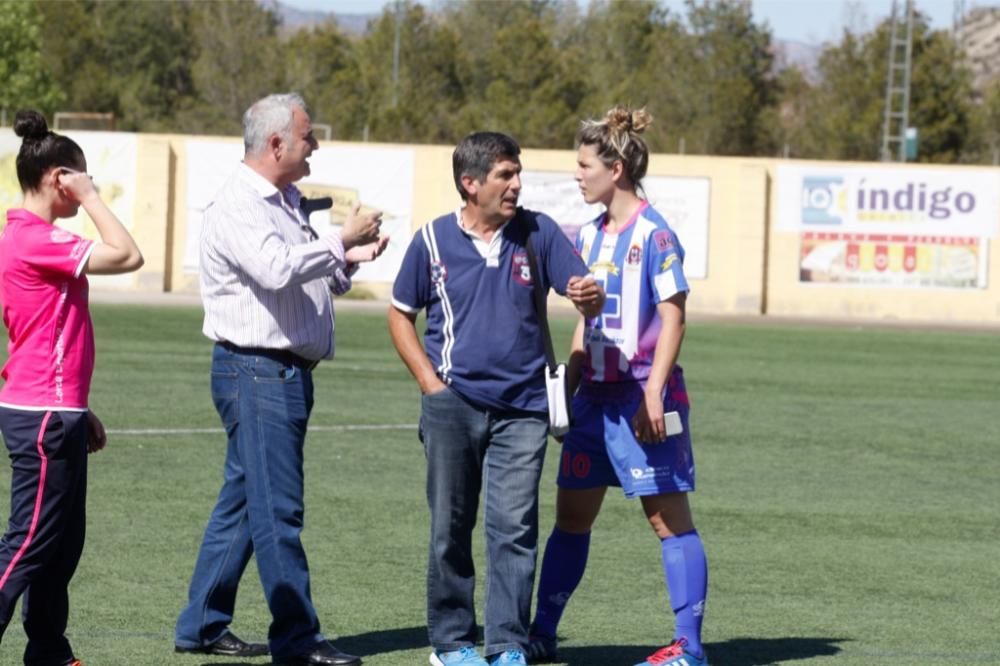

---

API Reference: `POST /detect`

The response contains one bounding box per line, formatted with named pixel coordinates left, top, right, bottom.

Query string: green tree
left=764, top=66, right=820, bottom=158
left=176, top=0, right=285, bottom=135
left=665, top=0, right=777, bottom=155
left=968, top=80, right=1000, bottom=164
left=35, top=0, right=197, bottom=131
left=796, top=29, right=883, bottom=160
left=283, top=21, right=365, bottom=140
left=908, top=30, right=975, bottom=163
left=444, top=0, right=586, bottom=147
left=0, top=0, right=63, bottom=117
left=354, top=2, right=467, bottom=144
left=795, top=13, right=975, bottom=162
left=569, top=0, right=676, bottom=137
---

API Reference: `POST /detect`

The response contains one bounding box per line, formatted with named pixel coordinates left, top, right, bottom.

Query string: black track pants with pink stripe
left=0, top=407, right=87, bottom=665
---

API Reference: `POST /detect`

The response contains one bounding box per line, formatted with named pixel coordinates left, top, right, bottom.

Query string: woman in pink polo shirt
left=0, top=110, right=143, bottom=665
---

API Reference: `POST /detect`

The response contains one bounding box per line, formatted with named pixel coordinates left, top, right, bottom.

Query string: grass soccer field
left=0, top=304, right=997, bottom=665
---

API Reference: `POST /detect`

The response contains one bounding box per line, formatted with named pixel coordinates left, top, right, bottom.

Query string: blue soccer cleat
left=489, top=649, right=528, bottom=665
left=430, top=646, right=489, bottom=666
left=633, top=638, right=709, bottom=666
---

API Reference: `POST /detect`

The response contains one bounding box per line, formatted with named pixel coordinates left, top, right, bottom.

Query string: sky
left=285, top=0, right=980, bottom=43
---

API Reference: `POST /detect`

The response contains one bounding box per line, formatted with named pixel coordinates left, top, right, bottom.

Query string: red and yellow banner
left=799, top=232, right=987, bottom=289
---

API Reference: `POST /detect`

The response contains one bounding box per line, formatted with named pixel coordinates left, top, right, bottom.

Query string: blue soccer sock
left=661, top=529, right=708, bottom=658
left=531, top=527, right=591, bottom=638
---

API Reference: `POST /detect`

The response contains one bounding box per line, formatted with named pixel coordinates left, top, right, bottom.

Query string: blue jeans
left=420, top=387, right=548, bottom=657
left=175, top=344, right=324, bottom=658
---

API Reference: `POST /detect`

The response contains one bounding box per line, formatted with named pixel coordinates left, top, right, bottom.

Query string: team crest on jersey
left=626, top=244, right=642, bottom=267
left=653, top=229, right=674, bottom=252
left=429, top=260, right=448, bottom=284
left=659, top=253, right=679, bottom=272
left=512, top=251, right=533, bottom=286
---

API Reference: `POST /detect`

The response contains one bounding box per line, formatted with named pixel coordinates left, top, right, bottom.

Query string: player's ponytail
left=577, top=105, right=652, bottom=188
left=13, top=109, right=85, bottom=193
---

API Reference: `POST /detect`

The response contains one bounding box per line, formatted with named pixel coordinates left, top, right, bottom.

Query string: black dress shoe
left=278, top=640, right=361, bottom=665
left=174, top=630, right=269, bottom=657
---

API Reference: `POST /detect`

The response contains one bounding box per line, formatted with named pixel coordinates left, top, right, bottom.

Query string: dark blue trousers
left=0, top=407, right=88, bottom=666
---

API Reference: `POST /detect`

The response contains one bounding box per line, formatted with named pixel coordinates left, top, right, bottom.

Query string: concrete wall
left=124, top=133, right=1000, bottom=325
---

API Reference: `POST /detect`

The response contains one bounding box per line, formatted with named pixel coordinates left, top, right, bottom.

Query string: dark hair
left=577, top=106, right=652, bottom=187
left=452, top=132, right=521, bottom=201
left=14, top=110, right=85, bottom=192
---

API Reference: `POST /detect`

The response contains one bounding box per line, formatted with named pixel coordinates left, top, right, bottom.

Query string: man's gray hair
left=243, top=93, right=308, bottom=157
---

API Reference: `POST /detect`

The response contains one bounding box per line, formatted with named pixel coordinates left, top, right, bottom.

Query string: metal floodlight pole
left=880, top=0, right=899, bottom=161
left=899, top=0, right=915, bottom=162
left=879, top=0, right=915, bottom=162
left=391, top=0, right=401, bottom=108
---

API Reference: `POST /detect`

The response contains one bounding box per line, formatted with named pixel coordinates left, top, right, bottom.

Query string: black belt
left=218, top=341, right=320, bottom=372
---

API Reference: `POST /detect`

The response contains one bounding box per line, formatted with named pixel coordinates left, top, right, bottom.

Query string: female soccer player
left=528, top=107, right=709, bottom=666
left=0, top=110, right=143, bottom=665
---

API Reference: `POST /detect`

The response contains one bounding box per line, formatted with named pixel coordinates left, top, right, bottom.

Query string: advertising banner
left=1, top=131, right=138, bottom=288
left=775, top=163, right=1000, bottom=238
left=777, top=163, right=997, bottom=289
left=799, top=231, right=987, bottom=289
left=184, top=139, right=414, bottom=283
left=520, top=171, right=711, bottom=279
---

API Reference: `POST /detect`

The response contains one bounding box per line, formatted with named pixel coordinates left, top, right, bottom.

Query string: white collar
left=456, top=207, right=509, bottom=264
left=455, top=207, right=510, bottom=241
left=237, top=162, right=280, bottom=199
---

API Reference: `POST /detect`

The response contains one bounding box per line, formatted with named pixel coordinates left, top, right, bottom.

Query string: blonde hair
left=577, top=106, right=652, bottom=186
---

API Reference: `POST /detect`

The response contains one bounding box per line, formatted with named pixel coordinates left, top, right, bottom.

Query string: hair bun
left=629, top=108, right=652, bottom=133
left=14, top=110, right=50, bottom=141
left=605, top=107, right=633, bottom=134
left=604, top=106, right=652, bottom=135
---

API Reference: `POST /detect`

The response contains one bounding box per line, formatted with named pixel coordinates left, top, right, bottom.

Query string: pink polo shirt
left=0, top=209, right=96, bottom=411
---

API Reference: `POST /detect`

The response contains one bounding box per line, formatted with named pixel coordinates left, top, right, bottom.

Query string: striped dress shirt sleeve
left=200, top=164, right=348, bottom=361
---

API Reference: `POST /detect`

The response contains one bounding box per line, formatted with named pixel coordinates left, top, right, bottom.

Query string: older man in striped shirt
left=175, top=93, right=385, bottom=666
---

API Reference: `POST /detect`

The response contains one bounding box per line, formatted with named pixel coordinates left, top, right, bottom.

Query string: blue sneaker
left=430, top=646, right=489, bottom=666
left=634, top=638, right=709, bottom=666
left=489, top=650, right=528, bottom=665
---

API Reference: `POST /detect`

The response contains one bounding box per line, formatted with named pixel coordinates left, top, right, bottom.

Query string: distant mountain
left=774, top=39, right=823, bottom=81
left=260, top=1, right=826, bottom=82
left=259, top=0, right=374, bottom=35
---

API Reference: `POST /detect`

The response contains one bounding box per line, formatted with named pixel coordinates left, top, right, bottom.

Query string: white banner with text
left=520, top=171, right=711, bottom=279
left=183, top=139, right=414, bottom=284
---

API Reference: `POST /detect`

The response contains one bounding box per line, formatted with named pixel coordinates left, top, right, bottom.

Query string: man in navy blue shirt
left=388, top=132, right=604, bottom=666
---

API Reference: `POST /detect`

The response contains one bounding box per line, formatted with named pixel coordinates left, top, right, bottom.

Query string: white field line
left=107, top=424, right=417, bottom=436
